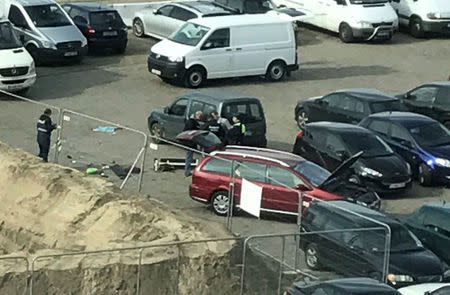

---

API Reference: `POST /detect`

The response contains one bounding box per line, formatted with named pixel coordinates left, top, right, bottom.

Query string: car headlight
left=42, top=41, right=56, bottom=49
left=427, top=12, right=441, bottom=19
left=359, top=166, right=383, bottom=178
left=81, top=38, right=88, bottom=47
left=405, top=162, right=411, bottom=174
left=30, top=61, right=35, bottom=74
left=387, top=274, right=414, bottom=284
left=168, top=56, right=183, bottom=63
left=435, top=158, right=450, bottom=168
left=358, top=21, right=372, bottom=29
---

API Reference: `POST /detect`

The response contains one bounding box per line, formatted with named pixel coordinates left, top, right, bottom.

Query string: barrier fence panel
left=0, top=256, right=29, bottom=295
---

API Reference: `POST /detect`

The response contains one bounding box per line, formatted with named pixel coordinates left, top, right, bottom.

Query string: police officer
left=37, top=108, right=57, bottom=162
left=226, top=114, right=246, bottom=145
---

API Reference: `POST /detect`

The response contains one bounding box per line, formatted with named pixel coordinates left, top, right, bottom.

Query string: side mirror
left=296, top=183, right=311, bottom=191
left=202, top=42, right=213, bottom=50
left=164, top=106, right=169, bottom=114
left=153, top=9, right=160, bottom=15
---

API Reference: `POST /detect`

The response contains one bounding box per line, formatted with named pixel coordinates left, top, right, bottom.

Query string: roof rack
left=211, top=150, right=290, bottom=167
left=225, top=145, right=305, bottom=160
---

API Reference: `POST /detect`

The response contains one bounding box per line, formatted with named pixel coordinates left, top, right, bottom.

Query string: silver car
left=132, top=0, right=236, bottom=39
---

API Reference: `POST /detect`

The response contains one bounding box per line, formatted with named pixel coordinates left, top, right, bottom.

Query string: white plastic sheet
left=240, top=178, right=262, bottom=218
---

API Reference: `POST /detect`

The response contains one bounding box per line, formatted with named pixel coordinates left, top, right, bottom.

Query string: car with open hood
left=189, top=146, right=380, bottom=216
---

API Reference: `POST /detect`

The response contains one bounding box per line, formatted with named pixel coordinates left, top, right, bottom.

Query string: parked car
left=389, top=0, right=450, bottom=37
left=213, top=0, right=307, bottom=19
left=294, top=88, right=405, bottom=129
left=293, top=122, right=412, bottom=194
left=300, top=200, right=446, bottom=288
left=132, top=0, right=236, bottom=39
left=0, top=19, right=36, bottom=94
left=398, top=283, right=450, bottom=295
left=189, top=146, right=381, bottom=216
left=147, top=14, right=298, bottom=87
left=359, top=112, right=450, bottom=186
left=62, top=3, right=127, bottom=54
left=396, top=81, right=450, bottom=129
left=147, top=90, right=267, bottom=147
left=403, top=201, right=450, bottom=265
left=3, top=0, right=88, bottom=64
left=277, top=0, right=398, bottom=42
left=284, top=278, right=402, bottom=295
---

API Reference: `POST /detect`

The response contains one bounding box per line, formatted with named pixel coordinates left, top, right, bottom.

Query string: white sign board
left=240, top=178, right=262, bottom=218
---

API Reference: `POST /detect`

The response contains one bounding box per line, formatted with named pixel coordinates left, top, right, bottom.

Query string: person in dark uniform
left=226, top=114, right=246, bottom=145
left=202, top=111, right=227, bottom=143
left=183, top=110, right=203, bottom=176
left=37, top=108, right=57, bottom=162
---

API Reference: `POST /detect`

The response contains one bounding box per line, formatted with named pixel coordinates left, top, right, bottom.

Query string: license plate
left=151, top=69, right=161, bottom=75
left=389, top=182, right=406, bottom=189
left=64, top=51, right=78, bottom=57
left=103, top=31, right=118, bottom=36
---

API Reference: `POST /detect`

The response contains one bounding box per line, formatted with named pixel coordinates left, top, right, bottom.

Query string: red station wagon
left=189, top=146, right=380, bottom=216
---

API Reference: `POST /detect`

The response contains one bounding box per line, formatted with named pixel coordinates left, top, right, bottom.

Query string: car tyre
left=305, top=243, right=321, bottom=270
left=211, top=190, right=230, bottom=216
left=150, top=122, right=163, bottom=144
left=133, top=18, right=145, bottom=37
left=409, top=17, right=425, bottom=38
left=266, top=60, right=286, bottom=82
left=418, top=163, right=432, bottom=186
left=184, top=67, right=205, bottom=88
left=339, top=23, right=354, bottom=43
left=296, top=108, right=309, bottom=129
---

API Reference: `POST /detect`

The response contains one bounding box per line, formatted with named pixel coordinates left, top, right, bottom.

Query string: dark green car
left=404, top=201, right=450, bottom=265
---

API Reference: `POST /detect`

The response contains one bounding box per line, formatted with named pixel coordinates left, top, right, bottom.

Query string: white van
left=276, top=0, right=398, bottom=42
left=0, top=19, right=36, bottom=93
left=389, top=0, right=450, bottom=37
left=147, top=14, right=298, bottom=88
left=1, top=0, right=87, bottom=64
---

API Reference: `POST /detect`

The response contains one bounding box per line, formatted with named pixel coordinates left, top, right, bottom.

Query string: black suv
left=396, top=81, right=450, bottom=129
left=147, top=90, right=267, bottom=147
left=300, top=200, right=445, bottom=288
left=62, top=3, right=128, bottom=53
left=294, top=89, right=405, bottom=129
left=293, top=122, right=411, bottom=194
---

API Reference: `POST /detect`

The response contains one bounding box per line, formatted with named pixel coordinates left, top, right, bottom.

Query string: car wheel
left=211, top=190, right=230, bottom=216
left=418, top=163, right=432, bottom=186
left=339, top=23, right=354, bottom=43
left=296, top=108, right=309, bottom=129
left=409, top=17, right=425, bottom=38
left=150, top=122, right=163, bottom=144
left=184, top=67, right=205, bottom=88
left=266, top=60, right=286, bottom=82
left=305, top=243, right=321, bottom=270
left=133, top=18, right=145, bottom=37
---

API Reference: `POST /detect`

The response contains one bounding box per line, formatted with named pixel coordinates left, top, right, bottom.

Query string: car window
left=267, top=165, right=305, bottom=188
left=170, top=7, right=196, bottom=21
left=221, top=101, right=263, bottom=123
left=435, top=87, right=450, bottom=106
left=325, top=134, right=346, bottom=154
left=235, top=161, right=266, bottom=182
left=157, top=5, right=175, bottom=17
left=227, top=0, right=244, bottom=12
left=0, top=22, right=22, bottom=49
left=321, top=94, right=341, bottom=108
left=169, top=98, right=188, bottom=116
left=367, top=120, right=390, bottom=136
left=62, top=5, right=71, bottom=13
left=410, top=86, right=439, bottom=104
left=202, top=157, right=232, bottom=174
left=188, top=100, right=216, bottom=118
left=24, top=4, right=72, bottom=27
left=304, top=128, right=327, bottom=148
left=8, top=5, right=29, bottom=29
left=90, top=11, right=124, bottom=27
left=202, top=28, right=230, bottom=49
left=68, top=7, right=82, bottom=18
left=390, top=124, right=412, bottom=144
left=215, top=0, right=229, bottom=5
left=369, top=100, right=404, bottom=113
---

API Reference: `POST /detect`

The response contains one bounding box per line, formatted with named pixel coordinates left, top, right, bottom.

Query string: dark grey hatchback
left=147, top=90, right=267, bottom=147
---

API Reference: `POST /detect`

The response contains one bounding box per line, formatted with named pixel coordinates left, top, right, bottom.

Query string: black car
left=300, top=200, right=446, bottom=288
left=285, top=278, right=401, bottom=295
left=147, top=90, right=267, bottom=147
left=360, top=112, right=450, bottom=186
left=294, top=88, right=405, bottom=129
left=62, top=3, right=128, bottom=53
left=293, top=122, right=411, bottom=194
left=396, top=81, right=450, bottom=129
left=403, top=201, right=450, bottom=265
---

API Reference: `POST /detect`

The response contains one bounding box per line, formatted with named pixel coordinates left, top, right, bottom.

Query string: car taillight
left=296, top=131, right=304, bottom=139
left=86, top=25, right=95, bottom=34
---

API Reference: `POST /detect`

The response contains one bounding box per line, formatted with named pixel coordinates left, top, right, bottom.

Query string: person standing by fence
left=37, top=108, right=57, bottom=162
left=183, top=110, right=203, bottom=176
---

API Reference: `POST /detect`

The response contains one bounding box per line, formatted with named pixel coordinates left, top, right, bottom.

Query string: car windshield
left=341, top=133, right=394, bottom=157
left=363, top=224, right=422, bottom=252
left=409, top=122, right=450, bottom=147
left=350, top=0, right=388, bottom=4
left=25, top=4, right=72, bottom=27
left=90, top=11, right=124, bottom=27
left=369, top=100, right=405, bottom=113
left=169, top=23, right=210, bottom=46
left=0, top=22, right=22, bottom=50
left=294, top=161, right=331, bottom=186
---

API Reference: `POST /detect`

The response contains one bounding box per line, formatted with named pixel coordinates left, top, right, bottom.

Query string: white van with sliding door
left=147, top=14, right=298, bottom=88
left=277, top=0, right=398, bottom=42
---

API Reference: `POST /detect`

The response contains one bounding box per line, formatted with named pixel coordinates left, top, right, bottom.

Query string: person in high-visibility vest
left=226, top=114, right=246, bottom=145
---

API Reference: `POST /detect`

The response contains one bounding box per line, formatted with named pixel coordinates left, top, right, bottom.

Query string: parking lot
left=1, top=25, right=450, bottom=281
